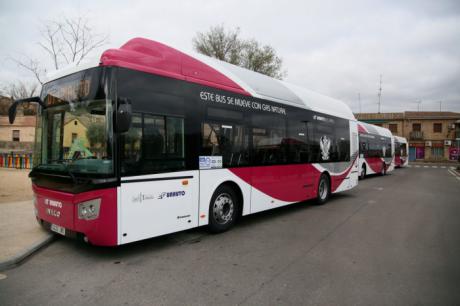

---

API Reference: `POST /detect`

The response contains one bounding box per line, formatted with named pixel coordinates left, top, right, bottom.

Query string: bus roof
left=358, top=121, right=393, bottom=138
left=46, top=37, right=356, bottom=121
left=393, top=135, right=408, bottom=143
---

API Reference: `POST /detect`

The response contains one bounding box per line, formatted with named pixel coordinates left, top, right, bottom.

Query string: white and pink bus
left=358, top=121, right=394, bottom=179
left=9, top=38, right=359, bottom=246
left=393, top=135, right=409, bottom=168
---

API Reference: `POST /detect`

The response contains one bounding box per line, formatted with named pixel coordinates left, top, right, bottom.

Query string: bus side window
left=252, top=113, right=287, bottom=165
left=287, top=120, right=309, bottom=163
left=121, top=113, right=185, bottom=176
left=360, top=141, right=367, bottom=155
left=121, top=114, right=143, bottom=174
left=202, top=122, right=248, bottom=167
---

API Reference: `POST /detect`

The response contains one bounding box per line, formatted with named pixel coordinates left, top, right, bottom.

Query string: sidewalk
left=0, top=200, right=54, bottom=271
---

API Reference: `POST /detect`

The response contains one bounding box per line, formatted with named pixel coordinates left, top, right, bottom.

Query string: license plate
left=50, top=223, right=66, bottom=236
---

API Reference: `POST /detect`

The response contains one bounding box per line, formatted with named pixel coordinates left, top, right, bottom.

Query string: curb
left=0, top=234, right=56, bottom=271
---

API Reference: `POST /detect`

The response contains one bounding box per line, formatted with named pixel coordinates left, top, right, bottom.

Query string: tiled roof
left=404, top=111, right=460, bottom=119
left=355, top=111, right=460, bottom=120
left=355, top=112, right=404, bottom=120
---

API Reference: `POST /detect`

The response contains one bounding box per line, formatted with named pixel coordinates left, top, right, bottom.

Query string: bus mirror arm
left=116, top=97, right=132, bottom=133
left=8, top=96, right=45, bottom=124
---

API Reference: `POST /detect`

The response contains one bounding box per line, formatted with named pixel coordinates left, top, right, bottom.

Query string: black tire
left=380, top=162, right=387, bottom=176
left=208, top=185, right=239, bottom=233
left=360, top=165, right=366, bottom=180
left=315, top=173, right=330, bottom=205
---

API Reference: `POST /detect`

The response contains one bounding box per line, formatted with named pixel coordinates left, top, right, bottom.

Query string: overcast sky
left=1, top=0, right=459, bottom=113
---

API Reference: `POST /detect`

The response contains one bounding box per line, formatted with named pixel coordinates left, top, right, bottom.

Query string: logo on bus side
left=320, top=136, right=331, bottom=160
left=132, top=191, right=186, bottom=203
left=158, top=191, right=186, bottom=199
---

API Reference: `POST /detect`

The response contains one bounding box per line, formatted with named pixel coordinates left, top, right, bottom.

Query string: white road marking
left=447, top=169, right=460, bottom=182
left=450, top=167, right=456, bottom=170
left=432, top=166, right=438, bottom=168
left=424, top=166, right=429, bottom=168
left=441, top=166, right=446, bottom=169
left=415, top=165, right=420, bottom=168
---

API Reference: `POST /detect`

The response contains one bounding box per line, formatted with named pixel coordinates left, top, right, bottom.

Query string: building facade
left=0, top=115, right=36, bottom=153
left=356, top=112, right=460, bottom=162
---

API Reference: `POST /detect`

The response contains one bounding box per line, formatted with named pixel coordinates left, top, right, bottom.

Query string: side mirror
left=116, top=97, right=132, bottom=133
left=8, top=102, right=18, bottom=124
left=8, top=96, right=45, bottom=124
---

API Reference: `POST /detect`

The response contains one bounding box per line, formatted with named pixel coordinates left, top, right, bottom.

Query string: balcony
left=410, top=131, right=424, bottom=140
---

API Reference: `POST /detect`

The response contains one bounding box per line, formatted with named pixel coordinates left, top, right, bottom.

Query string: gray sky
left=1, top=0, right=459, bottom=113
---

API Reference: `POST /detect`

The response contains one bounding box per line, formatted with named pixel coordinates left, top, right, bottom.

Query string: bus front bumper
left=32, top=184, right=118, bottom=246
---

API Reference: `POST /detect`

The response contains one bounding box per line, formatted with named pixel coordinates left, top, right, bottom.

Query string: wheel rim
left=319, top=179, right=328, bottom=200
left=212, top=193, right=234, bottom=225
left=361, top=167, right=365, bottom=179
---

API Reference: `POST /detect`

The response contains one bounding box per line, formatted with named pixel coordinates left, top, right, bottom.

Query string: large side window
left=201, top=107, right=248, bottom=167
left=252, top=113, right=287, bottom=165
left=287, top=120, right=309, bottom=163
left=121, top=113, right=185, bottom=175
left=202, top=122, right=248, bottom=167
left=310, top=115, right=350, bottom=163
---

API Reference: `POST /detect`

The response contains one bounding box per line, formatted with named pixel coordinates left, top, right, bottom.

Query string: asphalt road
left=1, top=166, right=460, bottom=305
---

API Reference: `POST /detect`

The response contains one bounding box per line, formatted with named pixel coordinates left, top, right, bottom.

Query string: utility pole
left=377, top=74, right=382, bottom=113
left=358, top=92, right=361, bottom=113
left=416, top=100, right=422, bottom=111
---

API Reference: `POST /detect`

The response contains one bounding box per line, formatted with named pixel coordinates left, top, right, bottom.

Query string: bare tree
left=0, top=81, right=39, bottom=115
left=193, top=25, right=287, bottom=79
left=1, top=81, right=38, bottom=100
left=13, top=14, right=109, bottom=84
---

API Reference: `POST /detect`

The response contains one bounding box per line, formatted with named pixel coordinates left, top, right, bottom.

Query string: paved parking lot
left=1, top=166, right=460, bottom=306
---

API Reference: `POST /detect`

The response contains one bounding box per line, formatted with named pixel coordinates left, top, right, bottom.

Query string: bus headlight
left=77, top=198, right=101, bottom=220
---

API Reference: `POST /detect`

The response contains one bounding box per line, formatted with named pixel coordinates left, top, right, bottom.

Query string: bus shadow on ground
left=56, top=192, right=356, bottom=262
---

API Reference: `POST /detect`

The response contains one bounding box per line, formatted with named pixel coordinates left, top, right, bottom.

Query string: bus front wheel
left=316, top=174, right=330, bottom=205
left=208, top=185, right=239, bottom=233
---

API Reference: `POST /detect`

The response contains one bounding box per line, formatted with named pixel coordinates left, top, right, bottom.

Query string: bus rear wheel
left=208, top=185, right=238, bottom=233
left=360, top=165, right=366, bottom=180
left=381, top=162, right=387, bottom=176
left=316, top=174, right=330, bottom=205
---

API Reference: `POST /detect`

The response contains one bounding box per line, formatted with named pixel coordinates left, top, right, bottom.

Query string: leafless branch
left=13, top=14, right=109, bottom=84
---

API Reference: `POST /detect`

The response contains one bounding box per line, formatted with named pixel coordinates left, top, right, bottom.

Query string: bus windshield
left=34, top=68, right=114, bottom=176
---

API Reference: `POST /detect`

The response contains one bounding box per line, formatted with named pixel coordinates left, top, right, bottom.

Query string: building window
left=389, top=124, right=398, bottom=133
left=433, top=123, right=442, bottom=133
left=412, top=123, right=421, bottom=132
left=431, top=147, right=444, bottom=159
left=72, top=133, right=78, bottom=143
left=374, top=123, right=382, bottom=127
left=12, top=130, right=20, bottom=142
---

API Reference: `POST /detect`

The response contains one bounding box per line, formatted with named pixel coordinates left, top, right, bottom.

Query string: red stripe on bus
left=230, top=162, right=354, bottom=202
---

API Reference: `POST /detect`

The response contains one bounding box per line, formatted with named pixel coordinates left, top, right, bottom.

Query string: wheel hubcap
left=319, top=179, right=328, bottom=199
left=213, top=193, right=234, bottom=225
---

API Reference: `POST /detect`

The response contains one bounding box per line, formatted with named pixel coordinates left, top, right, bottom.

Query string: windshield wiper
left=47, top=159, right=69, bottom=164
left=67, top=168, right=77, bottom=184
